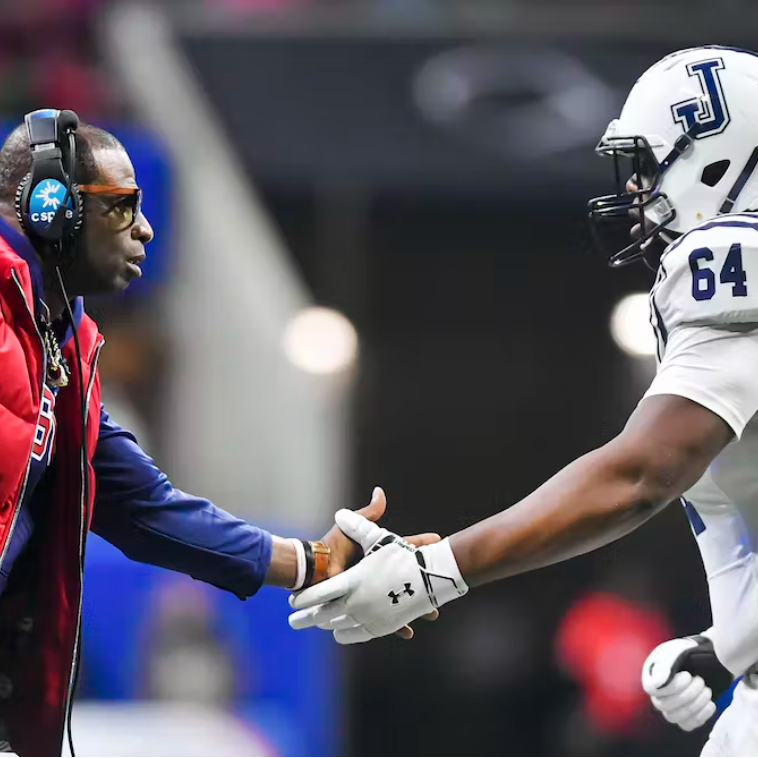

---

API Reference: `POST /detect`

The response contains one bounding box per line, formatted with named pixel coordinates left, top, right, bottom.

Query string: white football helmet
left=589, top=45, right=758, bottom=266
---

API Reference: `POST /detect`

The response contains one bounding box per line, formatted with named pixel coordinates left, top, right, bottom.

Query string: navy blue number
left=720, top=243, right=748, bottom=296
left=689, top=247, right=716, bottom=300
left=689, top=243, right=748, bottom=300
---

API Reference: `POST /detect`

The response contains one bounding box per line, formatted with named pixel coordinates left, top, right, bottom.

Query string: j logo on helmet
left=671, top=58, right=730, bottom=139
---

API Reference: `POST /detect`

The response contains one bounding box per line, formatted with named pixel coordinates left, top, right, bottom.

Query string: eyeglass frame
left=78, top=184, right=143, bottom=231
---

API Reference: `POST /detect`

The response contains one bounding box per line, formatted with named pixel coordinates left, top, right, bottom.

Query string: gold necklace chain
left=41, top=318, right=70, bottom=389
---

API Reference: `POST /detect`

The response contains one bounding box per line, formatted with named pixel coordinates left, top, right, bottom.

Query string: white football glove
left=289, top=510, right=468, bottom=644
left=642, top=633, right=729, bottom=732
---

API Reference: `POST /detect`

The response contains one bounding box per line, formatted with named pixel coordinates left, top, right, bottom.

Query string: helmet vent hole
left=701, top=160, right=731, bottom=187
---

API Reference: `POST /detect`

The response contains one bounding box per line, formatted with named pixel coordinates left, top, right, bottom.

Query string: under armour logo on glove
left=388, top=583, right=415, bottom=604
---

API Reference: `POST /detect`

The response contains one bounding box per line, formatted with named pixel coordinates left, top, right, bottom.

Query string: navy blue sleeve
left=91, top=405, right=273, bottom=599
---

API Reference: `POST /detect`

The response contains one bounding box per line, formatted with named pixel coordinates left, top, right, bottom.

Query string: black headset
left=15, top=108, right=83, bottom=252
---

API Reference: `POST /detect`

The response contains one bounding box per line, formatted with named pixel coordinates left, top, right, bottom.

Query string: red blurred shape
left=556, top=591, right=672, bottom=735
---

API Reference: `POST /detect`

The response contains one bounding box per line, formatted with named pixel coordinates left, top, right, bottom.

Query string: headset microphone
left=57, top=110, right=79, bottom=133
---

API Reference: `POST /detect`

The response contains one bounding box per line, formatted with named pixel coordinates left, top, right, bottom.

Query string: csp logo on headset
left=28, top=178, right=73, bottom=232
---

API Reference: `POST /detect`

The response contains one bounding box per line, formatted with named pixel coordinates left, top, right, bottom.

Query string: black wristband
left=301, top=539, right=316, bottom=589
left=670, top=635, right=734, bottom=699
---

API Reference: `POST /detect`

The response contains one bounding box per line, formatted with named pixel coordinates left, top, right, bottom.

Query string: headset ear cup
left=16, top=173, right=81, bottom=246
left=15, top=172, right=31, bottom=235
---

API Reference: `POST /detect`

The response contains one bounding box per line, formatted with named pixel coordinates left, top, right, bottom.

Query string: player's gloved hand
left=289, top=509, right=468, bottom=644
left=642, top=633, right=732, bottom=732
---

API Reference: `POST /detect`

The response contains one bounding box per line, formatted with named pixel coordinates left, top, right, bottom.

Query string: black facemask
left=588, top=130, right=696, bottom=268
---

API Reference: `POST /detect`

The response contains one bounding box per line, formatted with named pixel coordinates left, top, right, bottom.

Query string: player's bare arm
left=287, top=393, right=734, bottom=642
left=451, top=392, right=732, bottom=585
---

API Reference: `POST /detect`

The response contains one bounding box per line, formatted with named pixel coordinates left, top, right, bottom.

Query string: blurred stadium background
left=10, top=0, right=753, bottom=755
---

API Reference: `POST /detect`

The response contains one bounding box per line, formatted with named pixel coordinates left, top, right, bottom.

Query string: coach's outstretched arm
left=289, top=393, right=732, bottom=642
left=92, top=407, right=439, bottom=631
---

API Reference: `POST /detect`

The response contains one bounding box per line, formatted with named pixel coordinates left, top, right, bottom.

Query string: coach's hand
left=322, top=487, right=441, bottom=576
left=642, top=634, right=730, bottom=732
left=291, top=507, right=467, bottom=644
left=320, top=487, right=442, bottom=639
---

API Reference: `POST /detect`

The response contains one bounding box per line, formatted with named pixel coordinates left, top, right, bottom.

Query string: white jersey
left=644, top=213, right=758, bottom=676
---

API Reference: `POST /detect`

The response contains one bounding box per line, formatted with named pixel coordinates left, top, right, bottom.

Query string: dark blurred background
left=6, top=0, right=751, bottom=754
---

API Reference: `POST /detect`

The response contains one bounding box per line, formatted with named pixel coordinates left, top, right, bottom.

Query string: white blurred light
left=283, top=306, right=358, bottom=375
left=610, top=293, right=656, bottom=357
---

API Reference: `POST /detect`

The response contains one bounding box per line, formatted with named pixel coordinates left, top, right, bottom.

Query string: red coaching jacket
left=0, top=232, right=102, bottom=756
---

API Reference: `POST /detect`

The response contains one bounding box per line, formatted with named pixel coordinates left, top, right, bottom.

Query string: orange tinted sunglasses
left=78, top=184, right=143, bottom=231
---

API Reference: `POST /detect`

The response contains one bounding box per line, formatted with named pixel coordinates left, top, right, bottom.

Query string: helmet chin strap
left=658, top=130, right=696, bottom=175
left=648, top=144, right=758, bottom=248
left=719, top=146, right=758, bottom=214
left=638, top=229, right=676, bottom=271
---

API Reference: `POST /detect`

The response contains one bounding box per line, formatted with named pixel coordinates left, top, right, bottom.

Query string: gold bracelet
left=302, top=540, right=331, bottom=587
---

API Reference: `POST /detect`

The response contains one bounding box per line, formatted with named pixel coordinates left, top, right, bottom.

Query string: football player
left=289, top=46, right=758, bottom=755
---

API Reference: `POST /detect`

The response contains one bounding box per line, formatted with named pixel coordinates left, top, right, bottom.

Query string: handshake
left=288, top=487, right=468, bottom=644
left=290, top=488, right=734, bottom=738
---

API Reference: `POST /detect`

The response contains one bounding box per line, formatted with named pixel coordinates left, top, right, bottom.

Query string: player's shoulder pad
left=653, top=213, right=758, bottom=332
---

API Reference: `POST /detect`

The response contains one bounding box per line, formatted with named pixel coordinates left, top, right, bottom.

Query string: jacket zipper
left=2, top=270, right=47, bottom=574
left=62, top=336, right=104, bottom=752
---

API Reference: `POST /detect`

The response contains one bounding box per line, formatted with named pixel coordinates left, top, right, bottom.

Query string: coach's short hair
left=0, top=121, right=124, bottom=207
